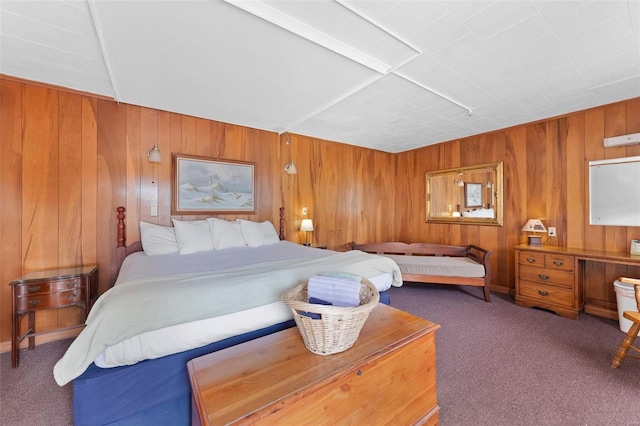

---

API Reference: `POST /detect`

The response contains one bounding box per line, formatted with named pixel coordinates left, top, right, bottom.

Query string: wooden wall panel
left=393, top=99, right=640, bottom=298
left=80, top=97, right=98, bottom=266
left=1, top=74, right=639, bottom=347
left=0, top=80, right=23, bottom=342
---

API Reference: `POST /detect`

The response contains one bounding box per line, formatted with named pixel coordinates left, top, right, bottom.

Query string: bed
left=55, top=207, right=402, bottom=426
left=350, top=241, right=492, bottom=302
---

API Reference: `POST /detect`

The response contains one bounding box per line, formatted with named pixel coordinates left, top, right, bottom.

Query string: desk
left=188, top=304, right=440, bottom=425
left=515, top=244, right=640, bottom=320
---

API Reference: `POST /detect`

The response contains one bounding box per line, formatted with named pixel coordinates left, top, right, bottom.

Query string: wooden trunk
left=188, top=304, right=440, bottom=425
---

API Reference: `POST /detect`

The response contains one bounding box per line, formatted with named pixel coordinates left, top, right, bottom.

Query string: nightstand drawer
left=519, top=264, right=574, bottom=288
left=14, top=278, right=82, bottom=296
left=16, top=288, right=85, bottom=311
left=519, top=281, right=573, bottom=307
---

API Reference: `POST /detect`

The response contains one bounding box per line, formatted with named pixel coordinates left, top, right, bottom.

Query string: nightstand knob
left=526, top=257, right=536, bottom=263
left=28, top=299, right=41, bottom=306
left=538, top=290, right=549, bottom=296
left=28, top=286, right=40, bottom=293
left=538, top=274, right=550, bottom=280
left=553, top=261, right=564, bottom=266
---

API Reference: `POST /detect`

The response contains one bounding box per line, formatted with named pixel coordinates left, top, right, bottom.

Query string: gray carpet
left=392, top=284, right=640, bottom=426
left=1, top=284, right=639, bottom=425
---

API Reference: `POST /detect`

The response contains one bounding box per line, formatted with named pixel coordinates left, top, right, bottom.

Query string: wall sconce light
left=300, top=218, right=314, bottom=246
left=147, top=144, right=162, bottom=183
left=147, top=144, right=162, bottom=163
left=283, top=133, right=297, bottom=175
left=522, top=219, right=546, bottom=246
left=284, top=160, right=297, bottom=175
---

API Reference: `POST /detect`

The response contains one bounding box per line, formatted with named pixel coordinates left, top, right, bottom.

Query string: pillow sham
left=139, top=221, right=179, bottom=256
left=207, top=218, right=247, bottom=250
left=171, top=219, right=214, bottom=254
left=238, top=219, right=280, bottom=247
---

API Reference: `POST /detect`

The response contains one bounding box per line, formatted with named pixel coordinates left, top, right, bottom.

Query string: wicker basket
left=281, top=278, right=379, bottom=355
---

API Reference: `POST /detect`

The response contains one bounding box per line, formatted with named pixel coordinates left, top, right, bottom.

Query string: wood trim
left=0, top=74, right=115, bottom=101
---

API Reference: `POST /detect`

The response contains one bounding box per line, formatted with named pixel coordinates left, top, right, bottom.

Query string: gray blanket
left=53, top=250, right=401, bottom=385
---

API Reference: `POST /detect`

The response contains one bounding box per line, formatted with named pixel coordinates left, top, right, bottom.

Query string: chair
left=611, top=277, right=640, bottom=368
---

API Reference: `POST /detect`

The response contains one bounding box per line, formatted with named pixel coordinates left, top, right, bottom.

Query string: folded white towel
left=322, top=271, right=362, bottom=283
left=308, top=275, right=361, bottom=307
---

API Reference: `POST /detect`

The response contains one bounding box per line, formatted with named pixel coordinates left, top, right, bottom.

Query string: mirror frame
left=426, top=161, right=503, bottom=226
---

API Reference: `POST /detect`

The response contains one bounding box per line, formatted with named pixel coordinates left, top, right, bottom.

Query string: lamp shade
left=300, top=219, right=314, bottom=232
left=284, top=161, right=297, bottom=175
left=147, top=144, right=162, bottom=163
left=522, top=219, right=546, bottom=233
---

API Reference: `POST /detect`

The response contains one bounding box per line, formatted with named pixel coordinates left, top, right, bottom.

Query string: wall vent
left=604, top=132, right=640, bottom=148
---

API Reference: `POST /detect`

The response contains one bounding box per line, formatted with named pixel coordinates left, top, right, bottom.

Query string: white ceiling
left=1, top=0, right=639, bottom=153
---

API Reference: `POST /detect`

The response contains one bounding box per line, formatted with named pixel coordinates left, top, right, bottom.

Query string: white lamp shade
left=284, top=161, right=297, bottom=175
left=147, top=145, right=162, bottom=163
left=300, top=219, right=314, bottom=232
left=522, top=219, right=546, bottom=233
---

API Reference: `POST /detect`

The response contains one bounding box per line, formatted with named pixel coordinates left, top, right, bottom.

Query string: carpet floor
left=1, top=284, right=639, bottom=425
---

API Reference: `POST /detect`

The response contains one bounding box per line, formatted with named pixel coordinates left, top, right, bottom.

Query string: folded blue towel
left=308, top=275, right=360, bottom=307
left=300, top=297, right=332, bottom=319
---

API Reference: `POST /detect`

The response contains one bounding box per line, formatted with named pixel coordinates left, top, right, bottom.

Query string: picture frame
left=464, top=182, right=483, bottom=208
left=172, top=154, right=256, bottom=215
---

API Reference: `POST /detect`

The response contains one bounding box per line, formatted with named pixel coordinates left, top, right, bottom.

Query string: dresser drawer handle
left=28, top=299, right=41, bottom=306
left=65, top=293, right=77, bottom=299
left=538, top=274, right=550, bottom=280
left=65, top=282, right=75, bottom=288
left=28, top=286, right=41, bottom=293
left=553, top=261, right=564, bottom=266
left=538, top=290, right=549, bottom=296
left=526, top=257, right=536, bottom=263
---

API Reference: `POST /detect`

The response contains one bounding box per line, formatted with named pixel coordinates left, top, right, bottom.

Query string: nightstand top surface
left=10, top=265, right=97, bottom=285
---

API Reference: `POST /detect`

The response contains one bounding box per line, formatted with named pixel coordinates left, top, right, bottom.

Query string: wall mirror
left=426, top=161, right=503, bottom=226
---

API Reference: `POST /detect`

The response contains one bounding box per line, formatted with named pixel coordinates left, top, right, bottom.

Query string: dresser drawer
left=519, top=281, right=573, bottom=307
left=16, top=288, right=85, bottom=311
left=544, top=254, right=573, bottom=272
left=518, top=252, right=544, bottom=267
left=518, top=252, right=574, bottom=272
left=14, top=278, right=82, bottom=296
left=519, top=264, right=574, bottom=288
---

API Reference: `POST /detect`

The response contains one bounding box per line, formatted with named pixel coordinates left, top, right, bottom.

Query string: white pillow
left=207, top=218, right=247, bottom=250
left=238, top=219, right=280, bottom=247
left=171, top=219, right=214, bottom=254
left=139, top=221, right=179, bottom=256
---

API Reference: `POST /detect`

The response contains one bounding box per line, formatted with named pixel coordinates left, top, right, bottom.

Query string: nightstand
left=10, top=265, right=98, bottom=368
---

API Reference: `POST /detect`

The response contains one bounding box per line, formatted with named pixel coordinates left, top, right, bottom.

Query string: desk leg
left=11, top=309, right=18, bottom=368
left=28, top=311, right=35, bottom=350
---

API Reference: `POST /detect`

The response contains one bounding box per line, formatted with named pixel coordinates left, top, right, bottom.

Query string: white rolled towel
left=307, top=275, right=361, bottom=307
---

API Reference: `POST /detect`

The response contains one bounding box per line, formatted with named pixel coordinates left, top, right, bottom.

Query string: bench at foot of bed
left=350, top=241, right=493, bottom=302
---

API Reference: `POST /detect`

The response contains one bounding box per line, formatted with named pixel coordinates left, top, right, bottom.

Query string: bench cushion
left=383, top=255, right=485, bottom=278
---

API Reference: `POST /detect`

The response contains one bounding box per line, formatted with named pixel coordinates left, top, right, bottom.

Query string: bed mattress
left=384, top=254, right=485, bottom=277
left=94, top=243, right=395, bottom=368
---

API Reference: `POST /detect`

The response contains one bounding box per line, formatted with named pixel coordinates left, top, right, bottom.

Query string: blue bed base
left=73, top=290, right=391, bottom=425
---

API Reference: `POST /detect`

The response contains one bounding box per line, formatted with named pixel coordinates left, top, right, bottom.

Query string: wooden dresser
left=188, top=304, right=440, bottom=425
left=515, top=244, right=640, bottom=320
left=515, top=245, right=580, bottom=319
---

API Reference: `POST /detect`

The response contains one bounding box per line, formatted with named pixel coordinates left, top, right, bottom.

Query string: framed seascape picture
left=172, top=154, right=256, bottom=214
left=464, top=182, right=483, bottom=208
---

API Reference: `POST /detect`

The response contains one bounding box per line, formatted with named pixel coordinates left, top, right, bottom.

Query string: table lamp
left=522, top=219, right=546, bottom=246
left=300, top=219, right=314, bottom=246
